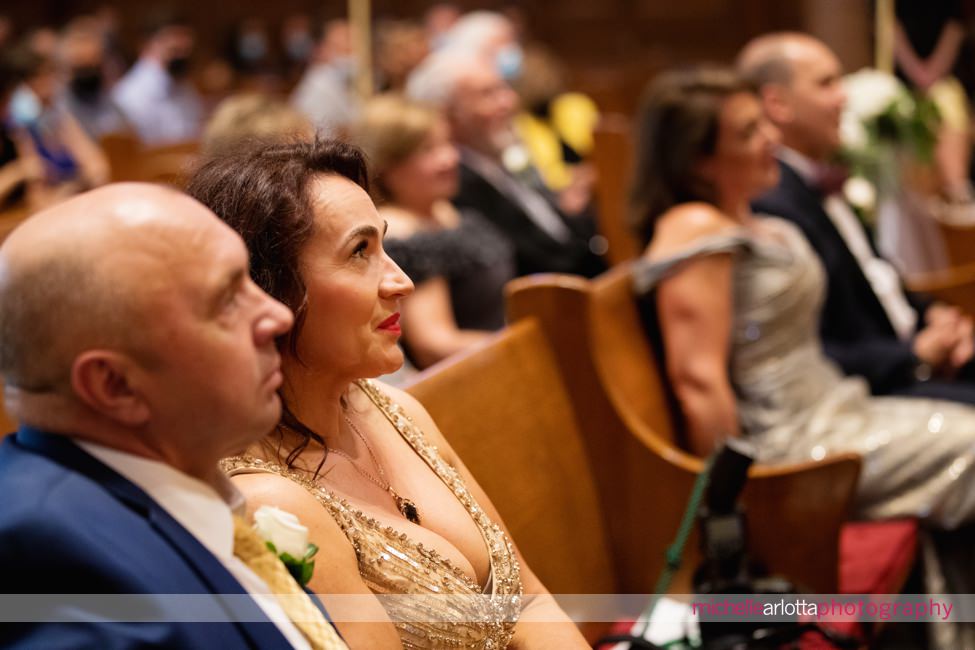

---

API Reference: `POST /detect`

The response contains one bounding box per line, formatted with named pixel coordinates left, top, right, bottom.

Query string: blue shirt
left=113, top=59, right=203, bottom=145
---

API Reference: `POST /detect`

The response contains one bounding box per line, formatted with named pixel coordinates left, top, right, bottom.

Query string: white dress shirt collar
left=776, top=146, right=819, bottom=186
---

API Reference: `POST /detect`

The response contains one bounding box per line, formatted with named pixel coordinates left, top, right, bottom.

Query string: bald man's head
left=736, top=32, right=812, bottom=88
left=737, top=32, right=846, bottom=160
left=0, top=184, right=213, bottom=392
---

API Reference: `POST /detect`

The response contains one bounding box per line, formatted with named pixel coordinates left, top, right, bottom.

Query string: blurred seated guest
left=201, top=93, right=313, bottom=156
left=187, top=138, right=588, bottom=649
left=424, top=3, right=461, bottom=50
left=281, top=13, right=315, bottom=82
left=513, top=44, right=598, bottom=211
left=353, top=94, right=514, bottom=368
left=408, top=51, right=605, bottom=278
left=6, top=44, right=108, bottom=208
left=228, top=18, right=273, bottom=79
left=374, top=21, right=428, bottom=93
left=113, top=9, right=203, bottom=145
left=741, top=33, right=975, bottom=404
left=56, top=19, right=129, bottom=139
left=0, top=48, right=38, bottom=207
left=291, top=20, right=358, bottom=137
left=631, top=66, right=975, bottom=552
left=25, top=27, right=58, bottom=61
left=438, top=10, right=522, bottom=82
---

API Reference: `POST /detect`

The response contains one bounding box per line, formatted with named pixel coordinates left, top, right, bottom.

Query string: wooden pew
left=99, top=133, right=200, bottom=187
left=506, top=267, right=864, bottom=595
left=936, top=220, right=975, bottom=268
left=406, top=319, right=618, bottom=641
left=591, top=114, right=642, bottom=266
left=906, top=260, right=975, bottom=315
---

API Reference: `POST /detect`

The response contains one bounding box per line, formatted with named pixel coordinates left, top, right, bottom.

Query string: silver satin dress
left=633, top=218, right=975, bottom=530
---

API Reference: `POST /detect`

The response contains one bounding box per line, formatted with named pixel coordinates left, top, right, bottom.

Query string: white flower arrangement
left=840, top=68, right=940, bottom=218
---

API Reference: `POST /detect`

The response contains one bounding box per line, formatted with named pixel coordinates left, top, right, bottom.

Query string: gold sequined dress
left=222, top=379, right=523, bottom=649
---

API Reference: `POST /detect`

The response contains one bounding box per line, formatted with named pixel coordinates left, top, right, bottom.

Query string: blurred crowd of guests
left=0, top=4, right=604, bottom=377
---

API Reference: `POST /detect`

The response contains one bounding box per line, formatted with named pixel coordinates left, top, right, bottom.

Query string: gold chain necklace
left=328, top=415, right=422, bottom=525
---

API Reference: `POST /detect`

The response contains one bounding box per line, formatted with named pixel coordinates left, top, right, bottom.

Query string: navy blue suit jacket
left=753, top=160, right=932, bottom=394
left=0, top=427, right=307, bottom=649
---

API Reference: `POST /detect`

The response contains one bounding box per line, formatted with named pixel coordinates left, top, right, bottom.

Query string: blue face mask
left=495, top=44, right=523, bottom=81
left=9, top=86, right=41, bottom=127
left=238, top=33, right=268, bottom=62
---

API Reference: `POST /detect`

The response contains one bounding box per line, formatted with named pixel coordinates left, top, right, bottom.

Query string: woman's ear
left=70, top=351, right=151, bottom=427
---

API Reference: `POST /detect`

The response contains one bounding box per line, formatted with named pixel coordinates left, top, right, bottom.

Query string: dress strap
left=632, top=230, right=753, bottom=295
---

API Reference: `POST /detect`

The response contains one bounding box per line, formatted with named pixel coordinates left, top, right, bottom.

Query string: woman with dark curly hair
left=186, top=137, right=585, bottom=649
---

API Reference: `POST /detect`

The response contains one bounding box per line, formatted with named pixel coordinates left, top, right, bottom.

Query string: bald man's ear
left=759, top=83, right=793, bottom=126
left=70, top=351, right=151, bottom=427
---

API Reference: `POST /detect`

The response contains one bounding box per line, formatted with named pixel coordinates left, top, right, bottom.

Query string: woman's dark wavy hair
left=629, top=66, right=751, bottom=245
left=185, top=136, right=370, bottom=470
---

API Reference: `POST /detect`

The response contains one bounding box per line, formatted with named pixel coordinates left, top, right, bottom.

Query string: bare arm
left=59, top=111, right=109, bottom=188
left=379, top=384, right=589, bottom=649
left=0, top=158, right=35, bottom=205
left=926, top=20, right=965, bottom=83
left=648, top=205, right=741, bottom=456
left=895, top=20, right=966, bottom=90
left=401, top=276, right=492, bottom=368
left=232, top=472, right=404, bottom=649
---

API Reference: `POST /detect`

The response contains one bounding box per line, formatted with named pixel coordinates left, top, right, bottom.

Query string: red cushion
left=839, top=519, right=918, bottom=594
left=610, top=521, right=918, bottom=649
left=803, top=519, right=918, bottom=649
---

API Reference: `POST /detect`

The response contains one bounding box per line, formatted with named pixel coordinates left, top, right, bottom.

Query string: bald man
left=741, top=33, right=975, bottom=405
left=0, top=184, right=344, bottom=648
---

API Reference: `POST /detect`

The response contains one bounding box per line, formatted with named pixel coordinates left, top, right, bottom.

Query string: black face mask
left=69, top=67, right=103, bottom=102
left=166, top=56, right=191, bottom=79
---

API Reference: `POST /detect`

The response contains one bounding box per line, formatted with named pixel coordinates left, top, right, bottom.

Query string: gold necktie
left=232, top=516, right=347, bottom=650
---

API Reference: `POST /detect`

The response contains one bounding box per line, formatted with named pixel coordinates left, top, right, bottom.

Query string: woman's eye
left=352, top=240, right=369, bottom=258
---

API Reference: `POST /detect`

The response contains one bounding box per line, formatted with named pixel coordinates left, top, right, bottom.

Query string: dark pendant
left=396, top=496, right=421, bottom=525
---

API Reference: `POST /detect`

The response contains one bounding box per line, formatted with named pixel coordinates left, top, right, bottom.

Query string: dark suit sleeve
left=823, top=337, right=919, bottom=393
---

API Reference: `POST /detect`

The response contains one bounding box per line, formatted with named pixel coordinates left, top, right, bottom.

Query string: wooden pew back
left=406, top=319, right=618, bottom=608
left=507, top=270, right=861, bottom=594
left=591, top=114, right=642, bottom=266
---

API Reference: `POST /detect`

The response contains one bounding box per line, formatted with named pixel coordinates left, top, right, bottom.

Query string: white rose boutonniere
left=253, top=505, right=319, bottom=586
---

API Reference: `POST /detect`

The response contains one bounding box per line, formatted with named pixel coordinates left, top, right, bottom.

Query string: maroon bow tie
left=812, top=163, right=850, bottom=197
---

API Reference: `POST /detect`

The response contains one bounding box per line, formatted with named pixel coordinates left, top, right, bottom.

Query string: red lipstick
left=377, top=312, right=401, bottom=334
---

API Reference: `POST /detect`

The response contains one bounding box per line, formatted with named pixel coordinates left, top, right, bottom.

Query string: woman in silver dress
left=630, top=66, right=975, bottom=533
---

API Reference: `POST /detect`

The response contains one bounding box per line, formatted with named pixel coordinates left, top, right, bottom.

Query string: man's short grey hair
left=437, top=10, right=511, bottom=57
left=736, top=32, right=814, bottom=89
left=406, top=50, right=485, bottom=107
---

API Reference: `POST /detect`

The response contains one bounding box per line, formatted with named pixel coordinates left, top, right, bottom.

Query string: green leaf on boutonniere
left=303, top=543, right=319, bottom=561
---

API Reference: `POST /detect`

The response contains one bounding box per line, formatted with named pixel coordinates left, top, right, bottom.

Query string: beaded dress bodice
left=222, top=379, right=523, bottom=649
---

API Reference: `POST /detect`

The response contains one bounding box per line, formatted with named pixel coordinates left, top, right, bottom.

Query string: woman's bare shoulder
left=231, top=471, right=352, bottom=551
left=364, top=380, right=458, bottom=460
left=647, top=202, right=741, bottom=258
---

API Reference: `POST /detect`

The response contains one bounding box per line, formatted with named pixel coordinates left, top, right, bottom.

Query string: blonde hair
left=202, top=93, right=314, bottom=155
left=352, top=94, right=441, bottom=195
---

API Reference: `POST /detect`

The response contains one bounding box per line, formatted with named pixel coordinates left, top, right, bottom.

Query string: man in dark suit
left=407, top=49, right=605, bottom=278
left=740, top=33, right=975, bottom=403
left=0, top=184, right=345, bottom=648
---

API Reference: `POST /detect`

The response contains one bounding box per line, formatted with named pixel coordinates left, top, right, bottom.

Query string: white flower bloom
left=843, top=68, right=906, bottom=120
left=840, top=111, right=869, bottom=151
left=843, top=175, right=876, bottom=211
left=253, top=505, right=309, bottom=558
